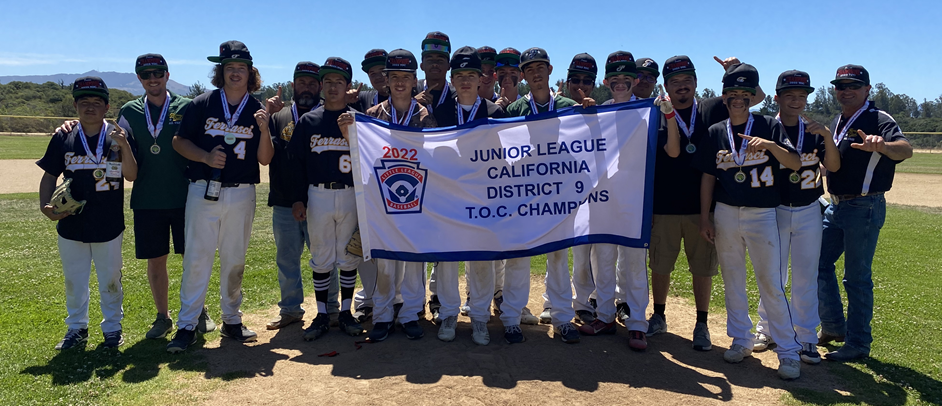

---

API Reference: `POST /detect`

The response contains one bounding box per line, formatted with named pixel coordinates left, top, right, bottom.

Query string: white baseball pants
left=307, top=185, right=361, bottom=274
left=373, top=259, right=424, bottom=324
left=58, top=233, right=124, bottom=332
left=437, top=261, right=495, bottom=322
left=616, top=245, right=650, bottom=331
left=499, top=257, right=531, bottom=326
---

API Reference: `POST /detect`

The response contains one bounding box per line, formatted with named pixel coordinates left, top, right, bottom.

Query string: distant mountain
left=0, top=70, right=190, bottom=96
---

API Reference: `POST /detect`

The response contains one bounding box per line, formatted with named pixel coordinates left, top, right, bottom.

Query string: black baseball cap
left=496, top=47, right=521, bottom=68
left=722, top=63, right=760, bottom=95
left=135, top=53, right=168, bottom=73
left=72, top=76, right=109, bottom=103
left=662, top=55, right=695, bottom=80
left=320, top=57, right=353, bottom=82
left=776, top=70, right=814, bottom=93
left=451, top=46, right=482, bottom=74
left=361, top=49, right=388, bottom=73
left=207, top=40, right=253, bottom=66
left=636, top=57, right=659, bottom=77
left=520, top=47, right=550, bottom=70
left=421, top=31, right=451, bottom=58
left=831, top=64, right=870, bottom=85
left=385, top=49, right=418, bottom=73
left=568, top=53, right=598, bottom=79
left=294, top=62, right=320, bottom=80
left=477, top=46, right=498, bottom=66
left=605, top=51, right=638, bottom=79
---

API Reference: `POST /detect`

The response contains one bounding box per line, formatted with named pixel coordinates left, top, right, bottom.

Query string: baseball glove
left=51, top=178, right=86, bottom=215
left=346, top=227, right=363, bottom=257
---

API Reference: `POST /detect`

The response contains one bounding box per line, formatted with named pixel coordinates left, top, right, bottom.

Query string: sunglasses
left=637, top=73, right=656, bottom=84
left=140, top=70, right=166, bottom=80
left=568, top=77, right=595, bottom=86
left=835, top=83, right=863, bottom=91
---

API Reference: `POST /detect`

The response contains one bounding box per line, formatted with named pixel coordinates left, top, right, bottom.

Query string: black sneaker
left=302, top=314, right=330, bottom=341
left=338, top=310, right=364, bottom=336
left=555, top=322, right=581, bottom=344
left=102, top=330, right=124, bottom=348
left=220, top=323, right=258, bottom=342
left=369, top=321, right=394, bottom=342
left=197, top=307, right=216, bottom=334
left=616, top=303, right=630, bottom=325
left=352, top=307, right=372, bottom=323
left=167, top=328, right=197, bottom=353
left=504, top=325, right=526, bottom=344
left=402, top=321, right=424, bottom=339
left=55, top=328, right=88, bottom=350
left=575, top=310, right=597, bottom=324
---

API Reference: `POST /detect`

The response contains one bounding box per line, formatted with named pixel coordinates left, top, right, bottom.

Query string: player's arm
left=851, top=117, right=913, bottom=160
left=699, top=174, right=715, bottom=244
left=109, top=126, right=138, bottom=181
left=738, top=133, right=802, bottom=171
left=802, top=115, right=841, bottom=172
left=664, top=116, right=680, bottom=158
left=255, top=109, right=274, bottom=165
left=287, top=119, right=309, bottom=221
left=39, top=172, right=69, bottom=221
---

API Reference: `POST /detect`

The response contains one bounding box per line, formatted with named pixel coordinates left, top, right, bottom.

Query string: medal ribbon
left=77, top=120, right=108, bottom=165
left=390, top=99, right=418, bottom=126
left=675, top=97, right=697, bottom=144
left=527, top=92, right=555, bottom=113
left=143, top=92, right=171, bottom=143
left=220, top=88, right=250, bottom=131
left=456, top=96, right=482, bottom=125
left=833, top=101, right=868, bottom=145
left=775, top=114, right=805, bottom=154
left=424, top=81, right=450, bottom=114
left=726, top=114, right=755, bottom=166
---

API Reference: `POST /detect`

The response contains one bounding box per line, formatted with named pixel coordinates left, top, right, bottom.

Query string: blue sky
left=3, top=0, right=940, bottom=103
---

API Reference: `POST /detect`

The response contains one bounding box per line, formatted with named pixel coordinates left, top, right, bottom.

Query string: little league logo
left=374, top=159, right=428, bottom=214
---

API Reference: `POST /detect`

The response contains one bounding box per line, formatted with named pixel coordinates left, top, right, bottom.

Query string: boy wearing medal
left=113, top=54, right=195, bottom=340
left=693, top=63, right=803, bottom=379
left=168, top=41, right=274, bottom=352
left=38, top=77, right=137, bottom=350
left=752, top=71, right=840, bottom=364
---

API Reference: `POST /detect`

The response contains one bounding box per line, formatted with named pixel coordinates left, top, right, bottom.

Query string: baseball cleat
left=302, top=314, right=330, bottom=341
left=220, top=323, right=258, bottom=342
left=338, top=310, right=364, bottom=336
left=166, top=328, right=197, bottom=353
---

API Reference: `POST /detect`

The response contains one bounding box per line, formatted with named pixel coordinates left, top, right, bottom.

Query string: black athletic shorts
left=133, top=208, right=185, bottom=259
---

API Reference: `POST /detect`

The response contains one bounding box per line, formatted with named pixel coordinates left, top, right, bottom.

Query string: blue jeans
left=817, top=194, right=886, bottom=354
left=272, top=206, right=338, bottom=317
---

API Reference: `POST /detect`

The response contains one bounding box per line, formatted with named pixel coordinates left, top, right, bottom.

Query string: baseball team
left=38, top=32, right=913, bottom=382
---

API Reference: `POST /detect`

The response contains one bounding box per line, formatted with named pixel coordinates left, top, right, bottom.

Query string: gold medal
left=789, top=172, right=800, bottom=184
left=685, top=143, right=696, bottom=154
left=734, top=169, right=747, bottom=183
left=150, top=144, right=161, bottom=154
left=93, top=168, right=105, bottom=179
left=225, top=133, right=236, bottom=145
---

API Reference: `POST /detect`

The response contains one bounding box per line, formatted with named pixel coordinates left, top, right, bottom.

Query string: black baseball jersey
left=36, top=122, right=130, bottom=243
left=693, top=114, right=796, bottom=208
left=350, top=90, right=388, bottom=113
left=827, top=101, right=908, bottom=195
left=434, top=98, right=506, bottom=127
left=177, top=89, right=263, bottom=184
left=423, top=82, right=458, bottom=126
left=652, top=96, right=728, bottom=215
left=778, top=123, right=827, bottom=206
left=267, top=102, right=317, bottom=207
left=288, top=106, right=356, bottom=203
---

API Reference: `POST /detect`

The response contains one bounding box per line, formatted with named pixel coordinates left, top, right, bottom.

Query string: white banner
left=349, top=101, right=659, bottom=262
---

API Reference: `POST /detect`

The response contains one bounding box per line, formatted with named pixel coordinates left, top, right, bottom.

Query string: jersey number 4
left=749, top=166, right=774, bottom=188
left=234, top=141, right=247, bottom=160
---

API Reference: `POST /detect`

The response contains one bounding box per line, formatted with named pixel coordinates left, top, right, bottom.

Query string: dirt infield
left=1, top=159, right=937, bottom=208
left=182, top=277, right=852, bottom=406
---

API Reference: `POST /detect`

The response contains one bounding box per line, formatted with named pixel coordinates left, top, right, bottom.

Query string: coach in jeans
left=817, top=64, right=912, bottom=361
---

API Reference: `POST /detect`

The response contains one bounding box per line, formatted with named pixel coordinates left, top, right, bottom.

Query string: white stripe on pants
left=571, top=245, right=595, bottom=313
left=58, top=233, right=124, bottom=332
left=757, top=202, right=822, bottom=344
left=544, top=250, right=575, bottom=326
left=373, top=259, right=424, bottom=323
left=500, top=257, right=531, bottom=326
left=439, top=261, right=495, bottom=322
left=307, top=186, right=361, bottom=273
left=616, top=245, right=650, bottom=331
left=179, top=183, right=255, bottom=329
left=714, top=202, right=800, bottom=360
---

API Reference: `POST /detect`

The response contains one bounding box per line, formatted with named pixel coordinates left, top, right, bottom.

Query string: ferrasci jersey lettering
left=827, top=101, right=908, bottom=195
left=288, top=106, right=356, bottom=203
left=693, top=114, right=796, bottom=208
left=177, top=89, right=263, bottom=184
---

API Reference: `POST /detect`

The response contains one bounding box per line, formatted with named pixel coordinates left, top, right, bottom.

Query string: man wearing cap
left=168, top=40, right=274, bottom=352
left=751, top=70, right=841, bottom=365
left=693, top=63, right=803, bottom=379
left=338, top=49, right=438, bottom=341
left=476, top=46, right=500, bottom=102
left=289, top=57, right=365, bottom=341
left=431, top=46, right=505, bottom=345
left=817, top=64, right=912, bottom=362
left=647, top=55, right=763, bottom=352
left=415, top=31, right=458, bottom=127
left=560, top=53, right=598, bottom=109
left=347, top=49, right=390, bottom=113
left=114, top=54, right=193, bottom=340
left=633, top=58, right=659, bottom=100
left=505, top=47, right=581, bottom=344
left=39, top=77, right=136, bottom=350
left=263, top=62, right=342, bottom=331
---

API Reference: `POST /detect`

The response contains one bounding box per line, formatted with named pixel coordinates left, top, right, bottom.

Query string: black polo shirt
left=827, top=101, right=908, bottom=195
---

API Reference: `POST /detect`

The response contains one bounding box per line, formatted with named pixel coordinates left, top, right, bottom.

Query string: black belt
left=190, top=180, right=243, bottom=188
left=831, top=191, right=884, bottom=205
left=317, top=182, right=350, bottom=190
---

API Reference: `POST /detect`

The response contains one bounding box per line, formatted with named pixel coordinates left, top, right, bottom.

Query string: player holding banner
left=168, top=41, right=274, bottom=352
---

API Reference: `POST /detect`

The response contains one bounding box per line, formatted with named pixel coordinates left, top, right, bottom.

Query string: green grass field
left=896, top=152, right=942, bottom=175
left=0, top=187, right=940, bottom=405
